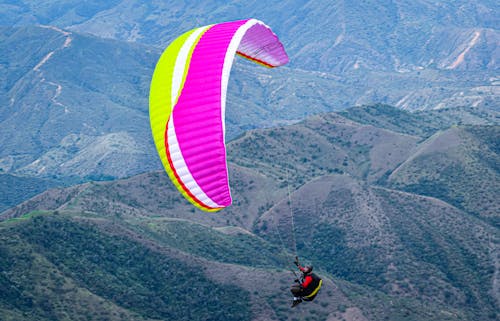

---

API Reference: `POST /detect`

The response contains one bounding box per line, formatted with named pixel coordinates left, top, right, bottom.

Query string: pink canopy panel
left=150, top=19, right=289, bottom=211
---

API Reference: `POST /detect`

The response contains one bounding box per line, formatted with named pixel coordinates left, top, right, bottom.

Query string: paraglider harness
left=292, top=257, right=322, bottom=301
left=295, top=273, right=322, bottom=301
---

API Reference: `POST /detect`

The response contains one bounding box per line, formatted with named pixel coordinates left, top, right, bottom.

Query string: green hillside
left=339, top=104, right=500, bottom=138
left=131, top=218, right=286, bottom=268
left=0, top=213, right=251, bottom=321
left=388, top=125, right=500, bottom=225
left=0, top=174, right=65, bottom=212
left=228, top=112, right=420, bottom=186
left=339, top=104, right=442, bottom=137
left=255, top=175, right=497, bottom=320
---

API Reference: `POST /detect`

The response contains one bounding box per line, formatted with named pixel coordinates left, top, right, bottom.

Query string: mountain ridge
left=387, top=125, right=500, bottom=224
left=1, top=103, right=498, bottom=320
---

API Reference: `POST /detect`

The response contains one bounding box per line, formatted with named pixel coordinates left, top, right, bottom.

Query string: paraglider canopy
left=149, top=19, right=289, bottom=212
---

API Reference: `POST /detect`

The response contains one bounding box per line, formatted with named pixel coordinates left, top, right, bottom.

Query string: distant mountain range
left=1, top=1, right=498, bottom=192
left=2, top=1, right=498, bottom=110
left=3, top=0, right=498, bottom=72
left=1, top=105, right=498, bottom=320
left=0, top=17, right=498, bottom=186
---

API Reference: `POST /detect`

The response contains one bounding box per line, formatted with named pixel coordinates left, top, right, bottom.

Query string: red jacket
left=298, top=266, right=314, bottom=288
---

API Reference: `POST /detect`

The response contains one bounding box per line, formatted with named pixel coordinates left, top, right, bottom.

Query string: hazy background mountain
left=1, top=0, right=498, bottom=192
left=1, top=108, right=498, bottom=320
left=3, top=0, right=498, bottom=72
left=2, top=0, right=498, bottom=109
